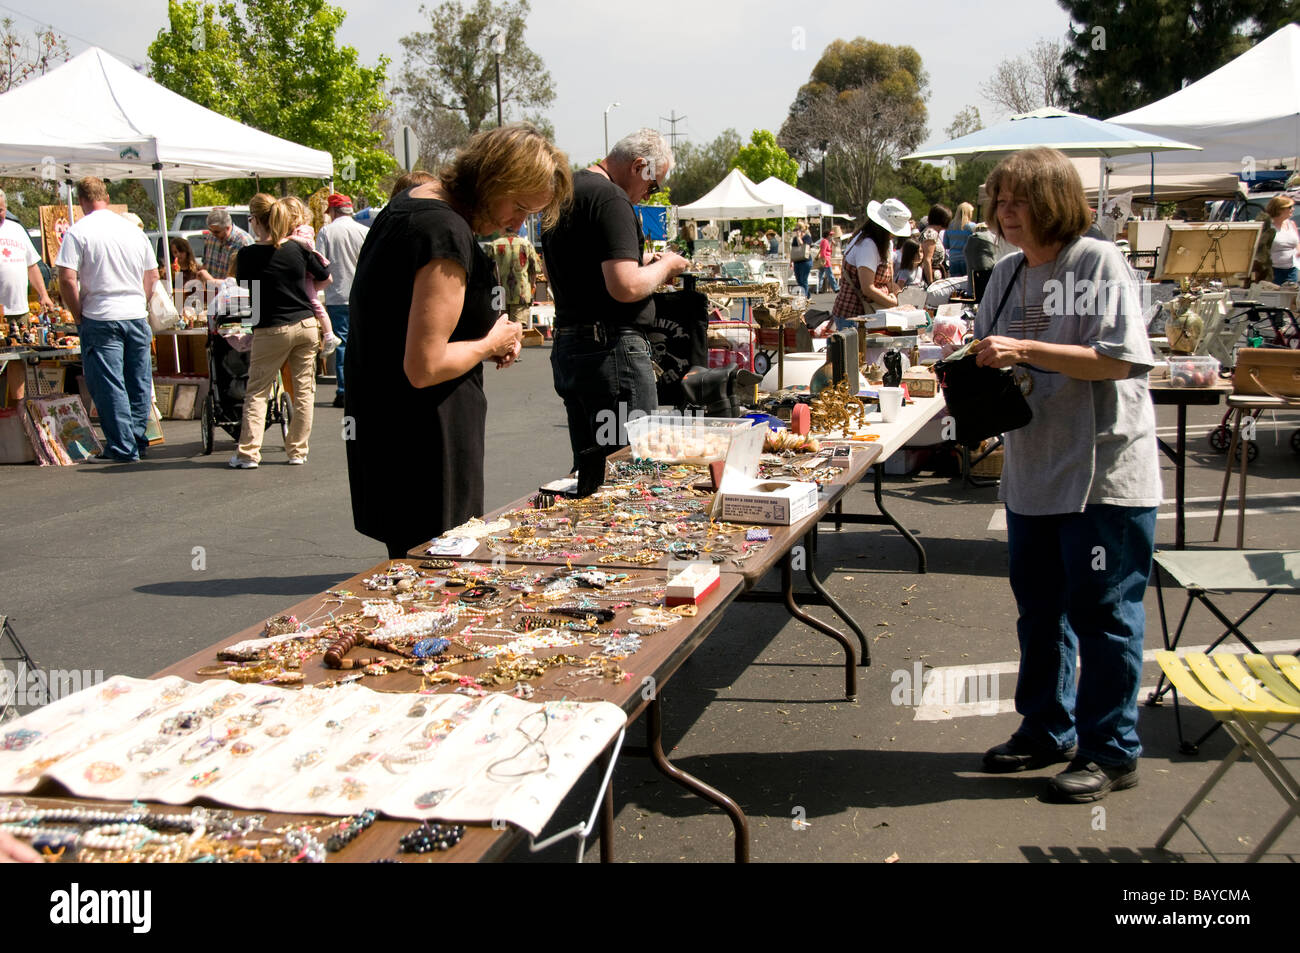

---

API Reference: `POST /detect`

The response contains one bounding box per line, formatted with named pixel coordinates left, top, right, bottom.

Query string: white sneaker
left=321, top=333, right=341, bottom=356
left=287, top=456, right=306, bottom=465
left=228, top=454, right=258, bottom=469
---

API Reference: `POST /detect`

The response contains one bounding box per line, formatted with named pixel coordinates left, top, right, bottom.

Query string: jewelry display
left=399, top=820, right=465, bottom=853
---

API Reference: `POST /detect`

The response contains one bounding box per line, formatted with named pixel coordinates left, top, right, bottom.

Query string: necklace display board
left=0, top=675, right=622, bottom=837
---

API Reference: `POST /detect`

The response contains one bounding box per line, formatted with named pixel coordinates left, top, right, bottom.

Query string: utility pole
left=660, top=110, right=687, bottom=151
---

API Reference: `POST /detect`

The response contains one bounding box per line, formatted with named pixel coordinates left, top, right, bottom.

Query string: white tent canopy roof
left=1071, top=157, right=1241, bottom=203
left=677, top=168, right=786, bottom=220
left=755, top=176, right=833, bottom=217
left=1110, top=24, right=1300, bottom=174
left=0, top=47, right=334, bottom=182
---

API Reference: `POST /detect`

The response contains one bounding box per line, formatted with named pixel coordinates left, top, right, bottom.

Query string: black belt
left=552, top=324, right=646, bottom=344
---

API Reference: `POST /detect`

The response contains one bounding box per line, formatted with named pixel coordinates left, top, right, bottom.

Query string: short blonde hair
left=439, top=123, right=572, bottom=230
left=281, top=195, right=311, bottom=230
left=1266, top=196, right=1295, bottom=218
left=983, top=148, right=1092, bottom=247
left=75, top=176, right=109, bottom=203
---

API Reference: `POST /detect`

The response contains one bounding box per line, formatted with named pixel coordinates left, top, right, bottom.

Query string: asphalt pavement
left=3, top=299, right=1299, bottom=866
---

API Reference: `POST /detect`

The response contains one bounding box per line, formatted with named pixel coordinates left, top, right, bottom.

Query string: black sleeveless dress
left=344, top=191, right=498, bottom=553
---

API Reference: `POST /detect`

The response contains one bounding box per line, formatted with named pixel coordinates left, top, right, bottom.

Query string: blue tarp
left=635, top=205, right=669, bottom=241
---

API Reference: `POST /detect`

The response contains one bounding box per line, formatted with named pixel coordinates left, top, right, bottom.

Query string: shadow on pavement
left=135, top=574, right=352, bottom=598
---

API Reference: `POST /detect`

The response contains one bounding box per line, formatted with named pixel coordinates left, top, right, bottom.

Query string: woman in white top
left=1267, top=195, right=1298, bottom=284
left=830, top=197, right=912, bottom=330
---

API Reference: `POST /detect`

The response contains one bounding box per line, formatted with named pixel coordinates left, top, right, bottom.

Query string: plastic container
left=1168, top=355, right=1220, bottom=387
left=626, top=415, right=752, bottom=465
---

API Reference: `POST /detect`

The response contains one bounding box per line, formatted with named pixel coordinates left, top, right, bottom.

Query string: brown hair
left=248, top=192, right=276, bottom=229
left=391, top=170, right=437, bottom=199
left=439, top=123, right=572, bottom=230
left=1266, top=195, right=1295, bottom=218
left=75, top=176, right=109, bottom=203
left=927, top=204, right=952, bottom=229
left=983, top=148, right=1092, bottom=246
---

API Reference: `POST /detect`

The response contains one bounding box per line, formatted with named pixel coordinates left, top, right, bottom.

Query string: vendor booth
left=0, top=47, right=334, bottom=462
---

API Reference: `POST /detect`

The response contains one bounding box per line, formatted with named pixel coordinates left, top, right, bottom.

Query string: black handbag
left=933, top=259, right=1032, bottom=448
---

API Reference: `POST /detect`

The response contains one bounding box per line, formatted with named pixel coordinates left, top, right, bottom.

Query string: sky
left=0, top=0, right=1077, bottom=169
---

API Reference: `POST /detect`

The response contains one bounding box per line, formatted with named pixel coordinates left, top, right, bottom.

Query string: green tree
left=731, top=129, right=798, bottom=186
left=779, top=39, right=928, bottom=216
left=666, top=129, right=741, bottom=206
left=148, top=0, right=393, bottom=202
left=397, top=0, right=554, bottom=168
left=1056, top=0, right=1299, bottom=117
left=945, top=105, right=984, bottom=140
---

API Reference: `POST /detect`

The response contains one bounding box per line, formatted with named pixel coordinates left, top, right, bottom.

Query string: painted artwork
left=21, top=395, right=101, bottom=465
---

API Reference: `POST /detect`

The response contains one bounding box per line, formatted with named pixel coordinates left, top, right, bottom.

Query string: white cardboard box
left=666, top=562, right=721, bottom=606
left=718, top=477, right=819, bottom=525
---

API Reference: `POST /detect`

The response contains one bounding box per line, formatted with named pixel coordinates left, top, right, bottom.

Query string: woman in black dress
left=346, top=124, right=572, bottom=557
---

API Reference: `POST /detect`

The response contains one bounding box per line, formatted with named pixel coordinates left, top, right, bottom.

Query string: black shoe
left=982, top=735, right=1078, bottom=773
left=333, top=393, right=345, bottom=408
left=1047, top=757, right=1139, bottom=803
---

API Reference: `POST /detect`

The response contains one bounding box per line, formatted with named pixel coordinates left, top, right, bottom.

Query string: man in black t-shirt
left=543, top=128, right=689, bottom=480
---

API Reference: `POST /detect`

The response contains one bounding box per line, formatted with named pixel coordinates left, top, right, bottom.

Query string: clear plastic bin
left=1168, top=355, right=1220, bottom=387
left=625, top=415, right=752, bottom=465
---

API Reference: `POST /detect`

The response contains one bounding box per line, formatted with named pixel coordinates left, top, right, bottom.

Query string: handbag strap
left=989, top=257, right=1026, bottom=335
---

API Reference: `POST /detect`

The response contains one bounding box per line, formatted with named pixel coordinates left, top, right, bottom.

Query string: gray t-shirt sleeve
left=1073, top=239, right=1154, bottom=375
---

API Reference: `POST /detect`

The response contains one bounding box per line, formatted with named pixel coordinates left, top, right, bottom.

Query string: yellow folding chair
left=1154, top=651, right=1300, bottom=862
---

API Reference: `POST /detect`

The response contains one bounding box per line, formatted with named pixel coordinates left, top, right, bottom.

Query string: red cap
left=327, top=193, right=353, bottom=210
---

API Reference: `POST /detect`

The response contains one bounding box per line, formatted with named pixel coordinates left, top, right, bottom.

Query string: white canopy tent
left=1109, top=24, right=1300, bottom=177
left=756, top=176, right=833, bottom=218
left=677, top=168, right=790, bottom=255
left=677, top=168, right=786, bottom=220
left=0, top=47, right=334, bottom=278
left=1070, top=157, right=1240, bottom=204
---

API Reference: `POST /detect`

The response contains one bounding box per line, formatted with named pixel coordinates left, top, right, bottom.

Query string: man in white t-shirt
left=0, top=190, right=55, bottom=321
left=315, top=192, right=369, bottom=408
left=55, top=176, right=160, bottom=463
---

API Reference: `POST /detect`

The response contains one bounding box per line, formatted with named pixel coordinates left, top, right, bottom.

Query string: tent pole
left=1097, top=156, right=1108, bottom=225
left=64, top=178, right=73, bottom=217
left=154, top=162, right=173, bottom=292
left=1150, top=152, right=1156, bottom=208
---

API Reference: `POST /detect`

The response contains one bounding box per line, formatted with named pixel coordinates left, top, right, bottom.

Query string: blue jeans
left=326, top=304, right=349, bottom=397
left=551, top=326, right=657, bottom=472
left=79, top=318, right=153, bottom=460
left=1272, top=266, right=1297, bottom=285
left=818, top=263, right=839, bottom=293
left=1005, top=504, right=1156, bottom=765
left=793, top=260, right=812, bottom=295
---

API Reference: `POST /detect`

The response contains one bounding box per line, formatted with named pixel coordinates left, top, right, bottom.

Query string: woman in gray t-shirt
left=969, top=147, right=1159, bottom=804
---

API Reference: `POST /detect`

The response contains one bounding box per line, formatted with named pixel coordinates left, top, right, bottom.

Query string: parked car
left=146, top=206, right=252, bottom=270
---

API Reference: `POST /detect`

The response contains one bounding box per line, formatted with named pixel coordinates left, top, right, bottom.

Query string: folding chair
left=1146, top=550, right=1300, bottom=752
left=1154, top=651, right=1300, bottom=863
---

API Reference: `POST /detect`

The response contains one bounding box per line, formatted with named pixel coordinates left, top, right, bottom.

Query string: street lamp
left=603, top=102, right=620, bottom=157
left=492, top=31, right=506, bottom=127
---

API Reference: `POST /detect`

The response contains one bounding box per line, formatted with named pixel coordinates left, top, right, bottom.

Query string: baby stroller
left=197, top=281, right=292, bottom=455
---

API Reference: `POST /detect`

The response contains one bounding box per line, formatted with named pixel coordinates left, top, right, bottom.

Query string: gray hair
left=608, top=128, right=673, bottom=180
left=0, top=189, right=6, bottom=204
left=206, top=208, right=233, bottom=229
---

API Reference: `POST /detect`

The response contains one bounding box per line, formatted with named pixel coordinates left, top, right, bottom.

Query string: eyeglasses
left=645, top=180, right=660, bottom=196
